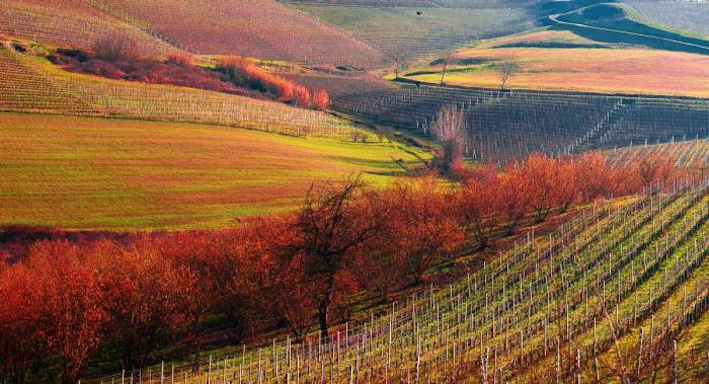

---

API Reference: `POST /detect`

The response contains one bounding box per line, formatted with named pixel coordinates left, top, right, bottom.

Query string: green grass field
left=0, top=113, right=428, bottom=230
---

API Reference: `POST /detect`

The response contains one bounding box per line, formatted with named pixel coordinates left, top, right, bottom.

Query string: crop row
left=332, top=82, right=709, bottom=163
left=607, top=136, right=709, bottom=171
left=597, top=101, right=709, bottom=150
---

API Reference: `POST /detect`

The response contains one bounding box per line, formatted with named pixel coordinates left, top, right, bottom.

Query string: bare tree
left=431, top=105, right=466, bottom=173
left=392, top=48, right=409, bottom=79
left=93, top=33, right=138, bottom=62
left=498, top=60, right=519, bottom=90
left=439, top=51, right=455, bottom=84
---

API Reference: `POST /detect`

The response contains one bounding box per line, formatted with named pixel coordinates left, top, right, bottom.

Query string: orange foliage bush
left=217, top=56, right=329, bottom=110
left=312, top=89, right=331, bottom=111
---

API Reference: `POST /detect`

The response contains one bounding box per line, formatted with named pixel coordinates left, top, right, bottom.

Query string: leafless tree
left=392, top=48, right=409, bottom=79
left=93, top=33, right=138, bottom=62
left=440, top=51, right=455, bottom=84
left=498, top=60, right=519, bottom=90
left=431, top=105, right=466, bottom=173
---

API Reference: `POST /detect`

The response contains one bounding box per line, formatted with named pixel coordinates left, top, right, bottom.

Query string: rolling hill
left=0, top=0, right=383, bottom=67
left=0, top=44, right=356, bottom=138
left=283, top=0, right=538, bottom=63
left=0, top=113, right=428, bottom=230
left=3, top=1, right=709, bottom=383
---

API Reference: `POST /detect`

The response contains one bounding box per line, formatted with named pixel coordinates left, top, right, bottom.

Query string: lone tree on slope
left=431, top=105, right=466, bottom=174
left=498, top=60, right=519, bottom=91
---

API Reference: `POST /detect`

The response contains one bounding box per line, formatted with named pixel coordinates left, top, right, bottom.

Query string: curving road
left=549, top=4, right=709, bottom=53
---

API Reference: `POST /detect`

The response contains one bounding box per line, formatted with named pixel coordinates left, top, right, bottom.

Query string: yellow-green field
left=0, top=113, right=427, bottom=230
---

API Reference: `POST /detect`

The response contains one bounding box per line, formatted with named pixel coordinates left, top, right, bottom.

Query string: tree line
left=0, top=151, right=684, bottom=384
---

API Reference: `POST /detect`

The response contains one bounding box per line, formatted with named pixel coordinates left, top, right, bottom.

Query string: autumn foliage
left=51, top=43, right=331, bottom=111
left=0, top=151, right=685, bottom=383
left=216, top=56, right=329, bottom=110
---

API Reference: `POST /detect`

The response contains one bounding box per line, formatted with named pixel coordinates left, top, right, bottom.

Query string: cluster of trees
left=0, top=151, right=683, bottom=384
left=216, top=56, right=330, bottom=110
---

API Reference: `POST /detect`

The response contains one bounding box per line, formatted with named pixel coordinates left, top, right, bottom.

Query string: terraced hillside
left=0, top=46, right=355, bottom=138
left=328, top=81, right=709, bottom=163
left=85, top=183, right=709, bottom=383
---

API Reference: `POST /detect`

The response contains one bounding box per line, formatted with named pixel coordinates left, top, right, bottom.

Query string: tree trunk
left=318, top=298, right=329, bottom=341
left=318, top=274, right=335, bottom=341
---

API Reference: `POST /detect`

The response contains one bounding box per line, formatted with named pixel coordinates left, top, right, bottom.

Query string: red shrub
left=313, top=89, right=331, bottom=111
left=292, top=85, right=312, bottom=108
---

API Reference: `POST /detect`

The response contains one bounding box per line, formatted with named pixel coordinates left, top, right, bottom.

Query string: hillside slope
left=0, top=0, right=180, bottom=58
left=0, top=45, right=355, bottom=138
left=0, top=0, right=383, bottom=67
left=286, top=1, right=536, bottom=62
left=0, top=113, right=426, bottom=229
left=85, top=185, right=709, bottom=383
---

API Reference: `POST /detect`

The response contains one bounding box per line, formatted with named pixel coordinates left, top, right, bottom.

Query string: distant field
left=478, top=29, right=607, bottom=48
left=406, top=42, right=709, bottom=97
left=625, top=1, right=709, bottom=39
left=286, top=2, right=535, bottom=62
left=0, top=113, right=427, bottom=230
left=551, top=2, right=709, bottom=55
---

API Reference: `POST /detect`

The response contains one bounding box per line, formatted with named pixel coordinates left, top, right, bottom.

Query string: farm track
left=549, top=5, right=709, bottom=54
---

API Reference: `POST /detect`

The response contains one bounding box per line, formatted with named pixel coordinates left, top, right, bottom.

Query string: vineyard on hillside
left=606, top=138, right=709, bottom=171
left=326, top=81, right=709, bottom=163
left=0, top=0, right=383, bottom=67
left=627, top=0, right=709, bottom=38
left=86, top=182, right=709, bottom=383
left=0, top=46, right=356, bottom=138
left=283, top=0, right=536, bottom=63
left=4, top=1, right=709, bottom=383
left=0, top=0, right=180, bottom=58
